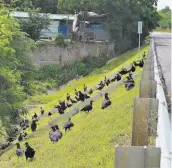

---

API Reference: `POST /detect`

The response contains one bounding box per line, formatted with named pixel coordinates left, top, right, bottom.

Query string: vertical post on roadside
left=138, top=21, right=143, bottom=59
left=66, top=14, right=69, bottom=39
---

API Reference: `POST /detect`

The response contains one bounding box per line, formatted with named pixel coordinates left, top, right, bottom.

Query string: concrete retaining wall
left=34, top=42, right=115, bottom=66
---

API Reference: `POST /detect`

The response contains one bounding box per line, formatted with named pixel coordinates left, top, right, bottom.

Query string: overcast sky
left=157, top=0, right=172, bottom=10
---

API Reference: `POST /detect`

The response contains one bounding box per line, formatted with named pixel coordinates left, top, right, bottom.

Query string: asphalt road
left=151, top=32, right=171, bottom=105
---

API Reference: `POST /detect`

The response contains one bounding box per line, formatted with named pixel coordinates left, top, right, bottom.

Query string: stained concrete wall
left=115, top=146, right=161, bottom=168
left=34, top=42, right=115, bottom=66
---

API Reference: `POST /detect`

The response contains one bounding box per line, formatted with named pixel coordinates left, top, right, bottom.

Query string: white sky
left=157, top=0, right=172, bottom=10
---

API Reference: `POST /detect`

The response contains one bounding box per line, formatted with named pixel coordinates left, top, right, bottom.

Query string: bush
left=33, top=54, right=111, bottom=89
left=54, top=33, right=66, bottom=47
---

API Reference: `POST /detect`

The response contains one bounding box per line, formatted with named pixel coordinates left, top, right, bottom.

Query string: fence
left=152, top=39, right=171, bottom=168
left=115, top=42, right=170, bottom=167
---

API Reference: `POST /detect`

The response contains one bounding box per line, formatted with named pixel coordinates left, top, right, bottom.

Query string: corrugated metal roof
left=10, top=11, right=75, bottom=20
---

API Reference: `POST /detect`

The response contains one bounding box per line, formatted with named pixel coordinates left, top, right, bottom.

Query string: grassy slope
left=0, top=46, right=148, bottom=167
left=0, top=46, right=142, bottom=142
left=0, top=46, right=148, bottom=142
left=25, top=46, right=148, bottom=120
left=0, top=76, right=140, bottom=168
left=21, top=46, right=148, bottom=135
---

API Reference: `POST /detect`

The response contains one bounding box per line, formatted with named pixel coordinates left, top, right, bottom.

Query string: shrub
left=54, top=33, right=66, bottom=47
left=31, top=53, right=112, bottom=92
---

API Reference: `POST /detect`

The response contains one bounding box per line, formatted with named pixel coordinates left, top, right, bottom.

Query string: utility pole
left=138, top=21, right=143, bottom=59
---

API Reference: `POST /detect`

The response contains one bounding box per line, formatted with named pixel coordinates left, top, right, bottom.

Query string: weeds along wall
left=34, top=42, right=115, bottom=66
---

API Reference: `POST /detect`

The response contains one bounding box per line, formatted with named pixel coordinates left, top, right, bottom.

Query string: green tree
left=2, top=0, right=50, bottom=40
left=31, top=0, right=58, bottom=13
left=0, top=7, right=35, bottom=133
left=161, top=6, right=171, bottom=13
left=19, top=12, right=50, bottom=40
left=158, top=6, right=171, bottom=29
left=57, top=0, right=159, bottom=51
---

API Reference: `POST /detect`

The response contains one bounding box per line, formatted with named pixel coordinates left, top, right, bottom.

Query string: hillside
left=0, top=46, right=148, bottom=168
left=22, top=46, right=148, bottom=133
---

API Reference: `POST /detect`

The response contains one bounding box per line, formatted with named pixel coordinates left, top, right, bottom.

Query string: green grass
left=0, top=46, right=149, bottom=168
left=18, top=46, right=148, bottom=135
left=25, top=46, right=148, bottom=120
left=153, top=28, right=171, bottom=33
left=0, top=45, right=148, bottom=142
left=0, top=76, right=141, bottom=168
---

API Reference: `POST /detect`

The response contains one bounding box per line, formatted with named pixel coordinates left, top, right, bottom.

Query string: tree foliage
left=57, top=0, right=159, bottom=51
left=19, top=12, right=50, bottom=40
left=158, top=6, right=171, bottom=29
left=0, top=0, right=160, bottom=137
left=0, top=7, right=35, bottom=130
left=2, top=0, right=50, bottom=40
left=2, top=0, right=160, bottom=47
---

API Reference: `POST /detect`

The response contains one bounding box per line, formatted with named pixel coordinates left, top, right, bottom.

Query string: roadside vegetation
left=0, top=76, right=141, bottom=168
left=0, top=46, right=148, bottom=167
left=26, top=46, right=148, bottom=116
left=0, top=0, right=159, bottom=161
left=155, top=6, right=171, bottom=32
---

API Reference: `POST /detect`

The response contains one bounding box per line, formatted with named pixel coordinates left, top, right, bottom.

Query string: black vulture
left=128, top=64, right=136, bottom=73
left=33, top=113, right=38, bottom=119
left=25, top=142, right=35, bottom=161
left=133, top=60, right=144, bottom=67
left=16, top=143, right=24, bottom=157
left=22, top=124, right=29, bottom=130
left=31, top=121, right=37, bottom=132
left=59, top=101, right=67, bottom=111
left=81, top=100, right=93, bottom=113
left=124, top=78, right=135, bottom=91
left=66, top=93, right=70, bottom=101
left=14, top=127, right=19, bottom=133
left=48, top=112, right=52, bottom=116
left=54, top=125, right=62, bottom=139
left=54, top=125, right=59, bottom=130
left=32, top=113, right=38, bottom=122
left=133, top=61, right=137, bottom=67
left=116, top=74, right=121, bottom=81
left=18, top=133, right=23, bottom=142
left=98, top=80, right=104, bottom=86
left=111, top=76, right=116, bottom=82
left=55, top=105, right=64, bottom=115
left=20, top=118, right=29, bottom=128
left=75, top=96, right=80, bottom=101
left=40, top=107, right=44, bottom=115
left=78, top=91, right=85, bottom=101
left=119, top=68, right=128, bottom=75
left=139, top=59, right=144, bottom=67
left=128, top=72, right=133, bottom=79
left=97, top=81, right=105, bottom=90
left=63, top=118, right=74, bottom=132
left=8, top=137, right=16, bottom=143
left=142, top=52, right=146, bottom=59
left=49, top=126, right=62, bottom=142
left=101, top=93, right=112, bottom=109
left=22, top=132, right=28, bottom=138
left=88, top=88, right=93, bottom=95
left=104, top=76, right=111, bottom=86
left=66, top=101, right=72, bottom=108
left=70, top=98, right=77, bottom=104
left=84, top=94, right=90, bottom=99
left=75, top=89, right=78, bottom=97
left=83, top=84, right=87, bottom=92
left=0, top=141, right=11, bottom=150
